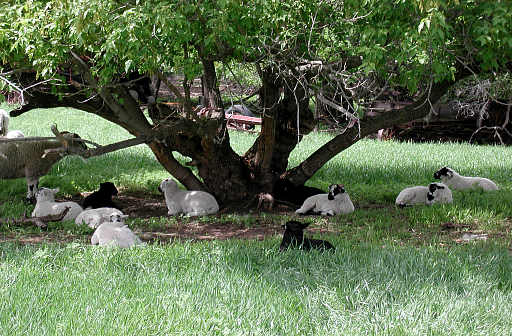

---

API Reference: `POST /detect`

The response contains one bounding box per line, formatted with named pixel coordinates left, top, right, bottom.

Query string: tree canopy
left=0, top=0, right=510, bottom=204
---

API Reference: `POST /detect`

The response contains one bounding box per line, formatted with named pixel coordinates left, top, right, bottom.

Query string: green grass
left=1, top=242, right=512, bottom=335
left=2, top=105, right=512, bottom=335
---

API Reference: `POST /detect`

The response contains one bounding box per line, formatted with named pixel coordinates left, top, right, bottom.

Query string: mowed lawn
left=1, top=106, right=512, bottom=335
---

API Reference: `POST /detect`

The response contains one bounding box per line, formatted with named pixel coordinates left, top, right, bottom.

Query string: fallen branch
left=0, top=207, right=70, bottom=229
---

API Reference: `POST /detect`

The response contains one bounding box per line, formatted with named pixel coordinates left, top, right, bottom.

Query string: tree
left=0, top=0, right=510, bottom=204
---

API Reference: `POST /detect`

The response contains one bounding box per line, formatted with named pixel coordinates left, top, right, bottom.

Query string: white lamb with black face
left=158, top=178, right=219, bottom=216
left=433, top=166, right=498, bottom=191
left=395, top=186, right=429, bottom=207
left=31, top=187, right=84, bottom=221
left=426, top=182, right=453, bottom=205
left=90, top=214, right=142, bottom=248
left=396, top=182, right=453, bottom=207
left=295, top=184, right=355, bottom=216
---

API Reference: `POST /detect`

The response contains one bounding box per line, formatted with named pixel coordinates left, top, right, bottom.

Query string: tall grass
left=1, top=241, right=512, bottom=335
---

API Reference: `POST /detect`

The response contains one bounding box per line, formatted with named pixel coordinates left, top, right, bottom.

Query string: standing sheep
left=0, top=130, right=86, bottom=201
left=433, top=167, right=498, bottom=191
left=158, top=178, right=219, bottom=216
left=295, top=184, right=355, bottom=216
left=91, top=214, right=143, bottom=248
left=32, top=187, right=84, bottom=221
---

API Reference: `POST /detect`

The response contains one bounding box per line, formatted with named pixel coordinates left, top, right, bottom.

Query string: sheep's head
left=328, top=184, right=345, bottom=200
left=99, top=182, right=118, bottom=196
left=35, top=187, right=59, bottom=202
left=434, top=167, right=454, bottom=179
left=282, top=220, right=310, bottom=232
left=109, top=213, right=128, bottom=223
left=158, top=178, right=178, bottom=194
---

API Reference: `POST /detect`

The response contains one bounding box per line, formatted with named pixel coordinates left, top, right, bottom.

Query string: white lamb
left=295, top=184, right=354, bottom=216
left=433, top=166, right=498, bottom=191
left=395, top=186, right=429, bottom=207
left=158, top=178, right=219, bottom=216
left=0, top=109, right=24, bottom=138
left=91, top=214, right=142, bottom=248
left=396, top=182, right=453, bottom=207
left=31, top=187, right=84, bottom=221
left=426, top=182, right=453, bottom=205
left=75, top=207, right=123, bottom=228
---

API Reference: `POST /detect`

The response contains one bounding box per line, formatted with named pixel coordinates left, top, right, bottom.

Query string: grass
left=1, top=105, right=512, bottom=335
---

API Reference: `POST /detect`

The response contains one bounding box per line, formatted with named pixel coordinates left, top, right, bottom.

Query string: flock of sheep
left=0, top=108, right=500, bottom=250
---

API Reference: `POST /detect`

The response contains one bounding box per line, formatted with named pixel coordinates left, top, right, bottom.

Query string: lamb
left=273, top=179, right=324, bottom=206
left=75, top=207, right=124, bottom=228
left=396, top=182, right=453, bottom=207
left=295, top=184, right=355, bottom=216
left=395, top=186, right=429, bottom=207
left=0, top=109, right=8, bottom=136
left=279, top=220, right=335, bottom=251
left=0, top=109, right=25, bottom=138
left=158, top=178, right=219, bottom=216
left=31, top=187, right=84, bottom=221
left=82, top=182, right=120, bottom=209
left=433, top=166, right=498, bottom=191
left=426, top=182, right=453, bottom=204
left=91, top=214, right=142, bottom=248
left=0, top=129, right=87, bottom=201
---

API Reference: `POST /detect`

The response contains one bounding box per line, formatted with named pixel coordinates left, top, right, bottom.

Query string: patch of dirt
left=1, top=190, right=341, bottom=245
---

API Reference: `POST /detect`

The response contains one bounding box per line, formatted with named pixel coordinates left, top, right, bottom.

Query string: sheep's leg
left=26, top=177, right=39, bottom=203
left=166, top=202, right=181, bottom=216
left=295, top=200, right=315, bottom=215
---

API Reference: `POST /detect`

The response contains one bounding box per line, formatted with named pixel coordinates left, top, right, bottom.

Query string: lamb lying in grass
left=31, top=187, right=83, bottom=221
left=433, top=166, right=498, bottom=191
left=82, top=182, right=120, bottom=209
left=91, top=214, right=142, bottom=248
left=75, top=207, right=124, bottom=228
left=295, top=184, right=354, bottom=216
left=158, top=178, right=219, bottom=216
left=395, top=182, right=453, bottom=207
left=279, top=220, right=335, bottom=251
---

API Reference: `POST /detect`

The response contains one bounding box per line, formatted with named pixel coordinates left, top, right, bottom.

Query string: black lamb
left=82, top=182, right=120, bottom=209
left=279, top=220, right=335, bottom=251
left=273, top=179, right=324, bottom=206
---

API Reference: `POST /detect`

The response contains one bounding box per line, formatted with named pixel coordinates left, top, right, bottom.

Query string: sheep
left=0, top=130, right=87, bottom=201
left=426, top=182, right=453, bottom=205
left=395, top=186, right=430, bottom=207
left=433, top=166, right=498, bottom=191
left=0, top=109, right=25, bottom=138
left=91, top=214, right=142, bottom=248
left=75, top=207, right=124, bottom=228
left=31, top=187, right=84, bottom=221
left=295, top=184, right=354, bottom=216
left=0, top=109, right=8, bottom=136
left=82, top=182, right=120, bottom=209
left=273, top=179, right=324, bottom=206
left=279, top=220, right=335, bottom=251
left=396, top=182, right=453, bottom=207
left=158, top=178, right=219, bottom=216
